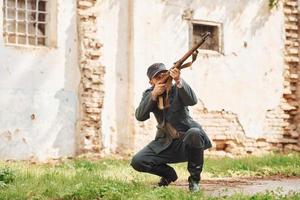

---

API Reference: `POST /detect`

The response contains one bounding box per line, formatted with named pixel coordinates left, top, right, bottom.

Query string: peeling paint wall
left=135, top=0, right=282, bottom=135
left=0, top=0, right=299, bottom=160
left=0, top=0, right=79, bottom=160
left=97, top=0, right=300, bottom=155
left=133, top=0, right=286, bottom=154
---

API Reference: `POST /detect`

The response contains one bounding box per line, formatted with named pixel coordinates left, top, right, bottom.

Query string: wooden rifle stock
left=157, top=32, right=210, bottom=110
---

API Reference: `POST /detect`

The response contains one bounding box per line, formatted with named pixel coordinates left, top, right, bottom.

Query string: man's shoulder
left=141, top=87, right=153, bottom=98
left=143, top=87, right=153, bottom=94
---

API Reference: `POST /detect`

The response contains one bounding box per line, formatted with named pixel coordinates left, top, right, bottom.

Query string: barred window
left=2, top=0, right=55, bottom=47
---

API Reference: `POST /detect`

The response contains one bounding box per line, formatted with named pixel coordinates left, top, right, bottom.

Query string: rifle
left=157, top=32, right=210, bottom=110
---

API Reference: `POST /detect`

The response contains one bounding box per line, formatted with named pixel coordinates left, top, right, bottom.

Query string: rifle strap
left=179, top=50, right=199, bottom=69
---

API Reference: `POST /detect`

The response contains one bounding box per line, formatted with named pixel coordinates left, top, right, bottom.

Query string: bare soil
left=173, top=176, right=300, bottom=196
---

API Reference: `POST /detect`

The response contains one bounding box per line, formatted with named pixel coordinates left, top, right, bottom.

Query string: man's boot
left=151, top=164, right=178, bottom=187
left=187, top=147, right=204, bottom=192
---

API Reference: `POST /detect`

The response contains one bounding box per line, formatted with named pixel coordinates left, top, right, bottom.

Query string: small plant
left=269, top=0, right=280, bottom=9
left=73, top=160, right=95, bottom=171
left=0, top=167, right=15, bottom=187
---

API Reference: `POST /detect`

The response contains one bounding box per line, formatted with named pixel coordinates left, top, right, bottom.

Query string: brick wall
left=281, top=0, right=300, bottom=152
left=76, top=0, right=105, bottom=154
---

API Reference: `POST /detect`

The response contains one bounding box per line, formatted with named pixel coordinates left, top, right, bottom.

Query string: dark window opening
left=192, top=22, right=221, bottom=52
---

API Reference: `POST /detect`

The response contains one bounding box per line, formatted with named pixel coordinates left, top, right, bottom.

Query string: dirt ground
left=174, top=177, right=300, bottom=196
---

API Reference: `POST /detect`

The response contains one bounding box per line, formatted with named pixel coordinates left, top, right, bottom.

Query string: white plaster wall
left=0, top=0, right=79, bottom=160
left=97, top=0, right=285, bottom=153
left=97, top=0, right=135, bottom=153
left=97, top=0, right=119, bottom=152
left=133, top=0, right=285, bottom=150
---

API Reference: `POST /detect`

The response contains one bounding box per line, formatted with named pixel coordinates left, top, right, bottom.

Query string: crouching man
left=131, top=63, right=212, bottom=192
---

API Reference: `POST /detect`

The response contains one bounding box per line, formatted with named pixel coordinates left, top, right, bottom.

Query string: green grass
left=0, top=153, right=299, bottom=199
left=204, top=152, right=300, bottom=177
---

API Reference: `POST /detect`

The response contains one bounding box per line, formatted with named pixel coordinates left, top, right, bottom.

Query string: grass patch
left=0, top=153, right=299, bottom=199
left=203, top=153, right=300, bottom=177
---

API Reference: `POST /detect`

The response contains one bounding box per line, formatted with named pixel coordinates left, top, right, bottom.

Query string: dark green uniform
left=131, top=79, right=212, bottom=186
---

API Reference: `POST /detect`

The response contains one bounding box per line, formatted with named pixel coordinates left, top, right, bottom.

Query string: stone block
left=281, top=103, right=296, bottom=111
left=84, top=102, right=99, bottom=108
left=78, top=0, right=94, bottom=8
left=285, top=24, right=298, bottom=30
left=93, top=66, right=105, bottom=75
left=290, top=131, right=299, bottom=138
left=86, top=107, right=102, bottom=114
left=287, top=48, right=299, bottom=55
left=285, top=15, right=298, bottom=22
left=285, top=32, right=298, bottom=39
left=285, top=1, right=298, bottom=7
left=89, top=114, right=100, bottom=121
left=86, top=50, right=101, bottom=58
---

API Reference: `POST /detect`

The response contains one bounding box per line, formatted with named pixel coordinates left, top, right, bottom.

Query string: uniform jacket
left=135, top=79, right=212, bottom=154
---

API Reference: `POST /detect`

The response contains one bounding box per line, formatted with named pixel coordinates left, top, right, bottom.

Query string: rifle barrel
left=159, top=32, right=210, bottom=83
left=174, top=32, right=210, bottom=68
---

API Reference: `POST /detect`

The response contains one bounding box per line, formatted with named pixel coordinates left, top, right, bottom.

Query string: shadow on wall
left=52, top=0, right=78, bottom=157
left=0, top=0, right=78, bottom=160
left=51, top=89, right=77, bottom=158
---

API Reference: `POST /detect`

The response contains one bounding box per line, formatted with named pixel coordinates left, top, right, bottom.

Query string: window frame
left=1, top=0, right=57, bottom=48
left=189, top=19, right=223, bottom=55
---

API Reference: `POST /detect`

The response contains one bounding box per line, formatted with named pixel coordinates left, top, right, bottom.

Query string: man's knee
left=183, top=128, right=205, bottom=148
left=131, top=154, right=149, bottom=172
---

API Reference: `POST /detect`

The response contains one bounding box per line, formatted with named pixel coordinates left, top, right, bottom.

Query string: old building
left=0, top=0, right=299, bottom=160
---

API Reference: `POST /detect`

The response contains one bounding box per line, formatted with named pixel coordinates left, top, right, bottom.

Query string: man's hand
left=170, top=68, right=181, bottom=83
left=151, top=83, right=166, bottom=100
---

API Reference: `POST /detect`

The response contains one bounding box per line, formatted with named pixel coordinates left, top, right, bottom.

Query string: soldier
left=131, top=63, right=212, bottom=192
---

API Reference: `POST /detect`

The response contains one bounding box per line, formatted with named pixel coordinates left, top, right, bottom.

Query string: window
left=2, top=0, right=56, bottom=47
left=189, top=20, right=223, bottom=53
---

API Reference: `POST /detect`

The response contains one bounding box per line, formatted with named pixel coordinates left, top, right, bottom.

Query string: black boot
left=157, top=177, right=171, bottom=187
left=187, top=147, right=204, bottom=192
left=151, top=164, right=178, bottom=187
